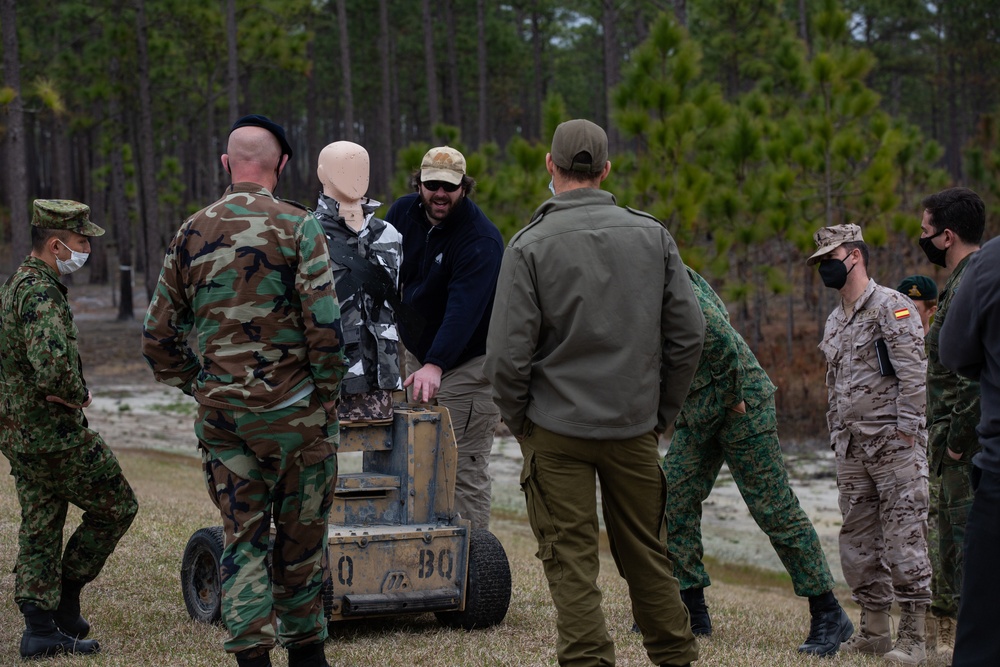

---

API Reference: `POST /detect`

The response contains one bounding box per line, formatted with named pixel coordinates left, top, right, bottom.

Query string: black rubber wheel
left=435, top=528, right=511, bottom=630
left=180, top=526, right=224, bottom=625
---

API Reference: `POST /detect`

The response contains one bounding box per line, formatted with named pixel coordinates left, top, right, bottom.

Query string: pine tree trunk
left=108, top=56, right=134, bottom=321
left=476, top=0, right=488, bottom=148
left=422, top=0, right=441, bottom=136
left=135, top=0, right=163, bottom=302
left=377, top=0, right=393, bottom=194
left=226, top=0, right=239, bottom=125
left=336, top=0, right=355, bottom=140
left=2, top=0, right=30, bottom=272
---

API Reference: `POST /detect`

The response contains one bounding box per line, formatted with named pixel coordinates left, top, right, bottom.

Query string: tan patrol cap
left=31, top=199, right=105, bottom=237
left=806, top=223, right=863, bottom=266
left=420, top=146, right=466, bottom=185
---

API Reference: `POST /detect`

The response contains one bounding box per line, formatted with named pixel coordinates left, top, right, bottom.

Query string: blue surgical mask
left=548, top=179, right=556, bottom=196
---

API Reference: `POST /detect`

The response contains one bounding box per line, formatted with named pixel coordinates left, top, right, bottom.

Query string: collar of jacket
left=19, top=256, right=67, bottom=296
left=227, top=181, right=273, bottom=197
left=836, top=277, right=877, bottom=323
left=528, top=187, right=617, bottom=226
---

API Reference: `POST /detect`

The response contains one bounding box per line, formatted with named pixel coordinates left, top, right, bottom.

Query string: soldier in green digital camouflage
left=663, top=267, right=852, bottom=656
left=0, top=199, right=138, bottom=659
left=917, top=188, right=984, bottom=662
left=142, top=115, right=348, bottom=667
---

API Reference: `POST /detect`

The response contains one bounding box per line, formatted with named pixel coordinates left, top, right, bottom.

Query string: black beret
left=230, top=114, right=293, bottom=158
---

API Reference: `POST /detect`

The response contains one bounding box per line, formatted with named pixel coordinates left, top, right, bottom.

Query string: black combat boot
left=798, top=592, right=854, bottom=657
left=234, top=647, right=272, bottom=667
left=53, top=578, right=90, bottom=639
left=19, top=602, right=100, bottom=658
left=680, top=587, right=712, bottom=637
left=287, top=641, right=330, bottom=667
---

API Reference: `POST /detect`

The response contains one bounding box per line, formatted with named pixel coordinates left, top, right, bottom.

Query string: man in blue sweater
left=385, top=146, right=504, bottom=531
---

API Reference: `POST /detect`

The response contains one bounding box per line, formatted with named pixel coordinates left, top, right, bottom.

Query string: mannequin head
left=317, top=141, right=370, bottom=229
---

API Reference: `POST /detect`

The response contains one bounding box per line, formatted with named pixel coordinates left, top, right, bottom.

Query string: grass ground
left=0, top=449, right=942, bottom=667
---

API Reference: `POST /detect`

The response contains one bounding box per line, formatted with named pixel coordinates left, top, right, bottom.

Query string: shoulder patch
left=894, top=307, right=911, bottom=320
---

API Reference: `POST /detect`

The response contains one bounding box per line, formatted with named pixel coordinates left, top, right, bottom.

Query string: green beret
left=31, top=199, right=105, bottom=237
left=896, top=275, right=938, bottom=301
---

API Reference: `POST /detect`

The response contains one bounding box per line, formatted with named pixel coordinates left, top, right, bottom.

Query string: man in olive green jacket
left=485, top=119, right=704, bottom=667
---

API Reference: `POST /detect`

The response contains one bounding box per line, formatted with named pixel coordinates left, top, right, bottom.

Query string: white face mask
left=55, top=239, right=90, bottom=275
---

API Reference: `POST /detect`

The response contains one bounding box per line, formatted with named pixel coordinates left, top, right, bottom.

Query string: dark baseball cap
left=896, top=275, right=938, bottom=301
left=230, top=114, right=293, bottom=158
left=551, top=119, right=608, bottom=174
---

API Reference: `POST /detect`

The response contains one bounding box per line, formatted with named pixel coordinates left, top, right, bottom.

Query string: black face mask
left=919, top=229, right=947, bottom=267
left=818, top=256, right=855, bottom=289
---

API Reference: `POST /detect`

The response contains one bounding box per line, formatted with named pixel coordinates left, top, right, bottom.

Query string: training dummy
left=314, top=141, right=403, bottom=422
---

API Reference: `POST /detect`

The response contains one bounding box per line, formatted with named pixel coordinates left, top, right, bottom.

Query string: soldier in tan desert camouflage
left=809, top=223, right=931, bottom=665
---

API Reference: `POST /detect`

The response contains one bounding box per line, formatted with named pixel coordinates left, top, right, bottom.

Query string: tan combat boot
left=934, top=615, right=956, bottom=661
left=841, top=607, right=893, bottom=655
left=924, top=613, right=937, bottom=651
left=884, top=605, right=927, bottom=665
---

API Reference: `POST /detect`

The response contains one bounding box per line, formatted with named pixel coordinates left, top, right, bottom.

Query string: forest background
left=2, top=0, right=1000, bottom=436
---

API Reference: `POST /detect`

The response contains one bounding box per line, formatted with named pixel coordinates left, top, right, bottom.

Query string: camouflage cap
left=551, top=119, right=608, bottom=174
left=420, top=146, right=466, bottom=185
left=896, top=275, right=938, bottom=301
left=806, top=223, right=863, bottom=265
left=31, top=199, right=105, bottom=237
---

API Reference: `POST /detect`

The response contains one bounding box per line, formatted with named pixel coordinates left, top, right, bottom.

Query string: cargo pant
left=837, top=434, right=932, bottom=611
left=663, top=396, right=835, bottom=597
left=196, top=393, right=338, bottom=655
left=3, top=437, right=137, bottom=609
left=405, top=352, right=500, bottom=531
left=519, top=423, right=698, bottom=667
left=929, top=457, right=974, bottom=618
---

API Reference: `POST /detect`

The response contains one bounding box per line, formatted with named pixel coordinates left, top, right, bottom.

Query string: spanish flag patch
left=894, top=308, right=911, bottom=320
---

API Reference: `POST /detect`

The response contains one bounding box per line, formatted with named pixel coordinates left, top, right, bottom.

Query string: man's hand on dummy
left=404, top=363, right=443, bottom=403
left=46, top=391, right=93, bottom=410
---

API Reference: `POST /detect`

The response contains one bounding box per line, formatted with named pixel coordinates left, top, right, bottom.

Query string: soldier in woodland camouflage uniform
left=142, top=115, right=347, bottom=667
left=663, top=267, right=852, bottom=656
left=810, top=224, right=931, bottom=665
left=0, top=199, right=138, bottom=659
left=916, top=188, right=984, bottom=661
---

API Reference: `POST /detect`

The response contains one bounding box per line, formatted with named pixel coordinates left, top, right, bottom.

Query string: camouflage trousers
left=663, top=398, right=835, bottom=597
left=2, top=437, right=137, bottom=609
left=195, top=392, right=338, bottom=654
left=405, top=352, right=500, bottom=531
left=837, top=434, right=931, bottom=610
left=928, top=457, right=974, bottom=618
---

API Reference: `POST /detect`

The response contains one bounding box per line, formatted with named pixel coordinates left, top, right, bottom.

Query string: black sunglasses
left=422, top=180, right=461, bottom=193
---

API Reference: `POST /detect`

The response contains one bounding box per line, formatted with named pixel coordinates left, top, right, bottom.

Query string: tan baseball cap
left=420, top=146, right=466, bottom=185
left=31, top=199, right=105, bottom=237
left=806, top=223, right=863, bottom=265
